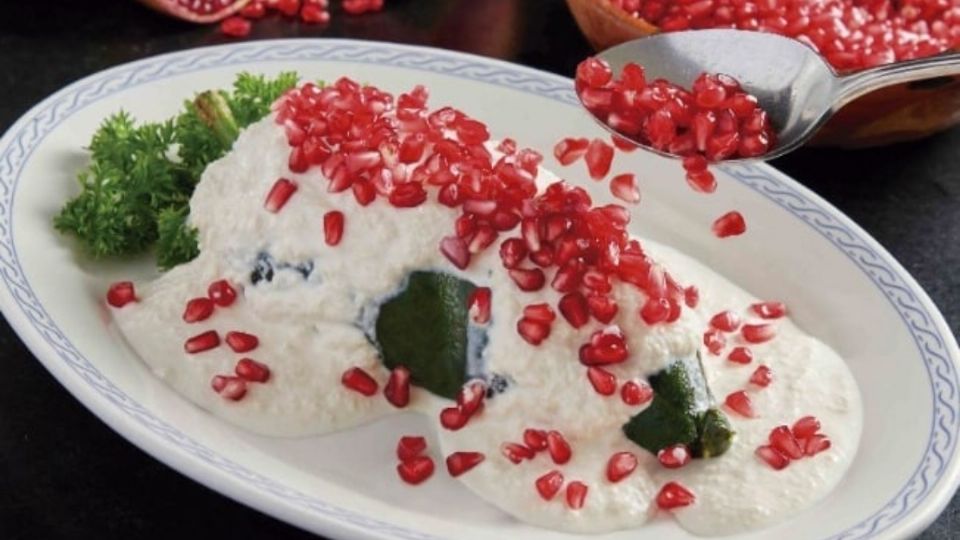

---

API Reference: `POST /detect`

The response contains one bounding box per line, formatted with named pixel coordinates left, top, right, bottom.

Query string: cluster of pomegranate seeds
left=575, top=57, right=776, bottom=165
left=756, top=416, right=831, bottom=470
left=657, top=444, right=692, bottom=469
left=656, top=481, right=696, bottom=510
left=439, top=381, right=487, bottom=430
left=607, top=0, right=960, bottom=71
left=501, top=428, right=574, bottom=465
left=220, top=0, right=386, bottom=38
left=106, top=281, right=137, bottom=308
left=395, top=436, right=435, bottom=485
left=517, top=303, right=555, bottom=345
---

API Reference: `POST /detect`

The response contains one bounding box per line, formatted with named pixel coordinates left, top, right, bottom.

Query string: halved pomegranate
left=139, top=0, right=251, bottom=23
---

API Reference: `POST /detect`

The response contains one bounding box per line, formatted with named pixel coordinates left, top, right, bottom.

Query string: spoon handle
left=835, top=53, right=960, bottom=110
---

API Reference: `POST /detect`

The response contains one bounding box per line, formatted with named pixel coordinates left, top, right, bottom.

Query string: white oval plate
left=1, top=39, right=958, bottom=540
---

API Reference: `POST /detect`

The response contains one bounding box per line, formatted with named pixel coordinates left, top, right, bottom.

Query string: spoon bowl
left=589, top=29, right=960, bottom=161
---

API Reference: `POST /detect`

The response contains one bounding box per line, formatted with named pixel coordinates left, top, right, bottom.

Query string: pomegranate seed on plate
left=457, top=381, right=486, bottom=416
left=703, top=328, right=726, bottom=355
left=756, top=445, right=790, bottom=470
left=185, top=330, right=220, bottom=354
left=501, top=442, right=535, bottom=464
left=467, top=287, right=492, bottom=324
left=389, top=182, right=428, bottom=208
left=579, top=326, right=630, bottom=365
left=742, top=323, right=776, bottom=343
left=384, top=366, right=412, bottom=408
left=517, top=317, right=551, bottom=345
left=239, top=2, right=267, bottom=18
left=712, top=211, right=747, bottom=238
left=341, top=367, right=378, bottom=396
left=523, top=429, right=548, bottom=451
left=769, top=425, right=805, bottom=459
left=208, top=279, right=237, bottom=307
left=499, top=238, right=528, bottom=269
left=792, top=416, right=822, bottom=439
left=725, top=390, right=755, bottom=417
left=220, top=16, right=252, bottom=38
left=709, top=310, right=741, bottom=332
left=535, top=470, right=565, bottom=501
left=585, top=138, right=614, bottom=180
left=657, top=444, right=692, bottom=469
left=211, top=375, right=247, bottom=400
left=323, top=210, right=345, bottom=246
left=397, top=455, right=435, bottom=485
left=656, top=481, right=695, bottom=509
left=397, top=435, right=427, bottom=462
left=106, top=281, right=136, bottom=308
left=264, top=178, right=298, bottom=213
left=300, top=5, right=330, bottom=23
left=684, top=285, right=699, bottom=308
left=509, top=267, right=546, bottom=291
left=546, top=431, right=572, bottom=464
left=610, top=173, right=641, bottom=203
left=446, top=452, right=485, bottom=477
left=750, top=365, right=773, bottom=387
left=439, top=236, right=471, bottom=270
left=440, top=407, right=468, bottom=430
left=235, top=358, right=271, bottom=383
left=225, top=331, right=259, bottom=353
left=587, top=366, right=618, bottom=396
left=606, top=452, right=638, bottom=482
left=727, top=346, right=754, bottom=364
left=566, top=481, right=589, bottom=510
left=182, top=297, right=214, bottom=323
left=587, top=294, right=619, bottom=323
left=558, top=292, right=590, bottom=328
left=621, top=380, right=653, bottom=406
left=752, top=301, right=787, bottom=319
left=576, top=57, right=613, bottom=87
left=804, top=434, right=832, bottom=456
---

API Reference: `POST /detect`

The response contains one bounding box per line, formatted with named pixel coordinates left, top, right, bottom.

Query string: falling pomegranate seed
left=523, top=429, right=548, bottom=451
left=656, top=482, right=696, bottom=510
left=727, top=346, right=754, bottom=365
left=397, top=455, right=435, bottom=485
left=756, top=445, right=790, bottom=470
left=725, top=390, right=755, bottom=418
left=501, top=442, right=535, bottom=464
left=225, top=331, right=259, bottom=353
left=657, top=444, right=692, bottom=469
left=446, top=452, right=485, bottom=477
left=703, top=328, right=726, bottom=355
left=235, top=358, right=271, bottom=383
left=566, top=481, right=589, bottom=510
left=769, top=425, right=805, bottom=459
left=220, top=16, right=252, bottom=37
left=264, top=178, right=298, bottom=213
left=685, top=169, right=717, bottom=194
left=709, top=310, right=741, bottom=332
left=584, top=138, right=614, bottom=180
left=621, top=380, right=653, bottom=406
left=467, top=287, right=492, bottom=324
left=792, top=416, right=822, bottom=439
left=106, top=281, right=137, bottom=308
left=610, top=173, right=641, bottom=204
left=397, top=435, right=428, bottom=462
left=341, top=367, right=378, bottom=396
left=185, top=330, right=220, bottom=354
left=323, top=210, right=345, bottom=246
left=750, top=365, right=773, bottom=387
left=211, top=375, right=247, bottom=400
left=587, top=366, right=618, bottom=396
left=535, top=470, right=565, bottom=501
left=546, top=431, right=573, bottom=465
left=804, top=434, right=832, bottom=456
left=207, top=279, right=237, bottom=307
left=606, top=452, right=638, bottom=482
left=182, top=297, right=215, bottom=323
left=712, top=211, right=747, bottom=238
left=752, top=301, right=787, bottom=319
left=742, top=323, right=776, bottom=343
left=457, top=381, right=486, bottom=417
left=384, top=366, right=411, bottom=408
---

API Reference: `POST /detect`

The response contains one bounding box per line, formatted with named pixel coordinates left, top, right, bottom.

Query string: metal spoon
left=585, top=29, right=960, bottom=161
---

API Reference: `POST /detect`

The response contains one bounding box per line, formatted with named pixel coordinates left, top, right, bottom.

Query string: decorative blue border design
left=0, top=40, right=957, bottom=539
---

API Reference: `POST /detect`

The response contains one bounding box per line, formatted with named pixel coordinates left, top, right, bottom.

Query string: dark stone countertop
left=0, top=1, right=957, bottom=538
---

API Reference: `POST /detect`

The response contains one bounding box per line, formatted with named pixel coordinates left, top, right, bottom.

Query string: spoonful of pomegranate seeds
left=577, top=29, right=960, bottom=162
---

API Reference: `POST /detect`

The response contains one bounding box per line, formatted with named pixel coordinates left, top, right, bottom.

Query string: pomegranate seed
left=275, top=0, right=301, bottom=16
left=467, top=287, right=492, bottom=324
left=185, top=330, right=220, bottom=354
left=621, top=380, right=653, bottom=406
left=264, top=178, right=298, bottom=213
left=499, top=238, right=528, bottom=269
left=769, top=425, right=805, bottom=459
left=517, top=317, right=551, bottom=345
left=457, top=381, right=486, bottom=417
left=384, top=366, right=412, bottom=408
left=611, top=134, right=638, bottom=152
left=446, top=452, right=485, bottom=477
left=497, top=138, right=517, bottom=155
left=742, top=323, right=776, bottom=343
left=710, top=310, right=741, bottom=332
left=235, top=358, right=271, bottom=383
left=587, top=294, right=619, bottom=323
left=341, top=367, right=378, bottom=396
left=440, top=407, right=468, bottom=430
left=467, top=225, right=497, bottom=254
left=225, top=331, right=259, bottom=353
left=220, top=16, right=252, bottom=38
left=579, top=326, right=630, bottom=365
left=703, top=328, right=726, bottom=355
left=558, top=292, right=590, bottom=328
left=546, top=431, right=572, bottom=464
left=712, top=211, right=747, bottom=238
left=106, top=281, right=136, bottom=308
left=439, top=236, right=471, bottom=270
left=389, top=182, right=428, bottom=208
left=725, top=390, right=755, bottom=418
left=610, top=173, right=641, bottom=204
left=682, top=155, right=708, bottom=172
left=523, top=303, right=556, bottom=322
left=756, top=445, right=790, bottom=470
left=523, top=429, right=548, bottom=451
left=585, top=139, right=614, bottom=180
left=323, top=210, right=345, bottom=246
left=397, top=435, right=427, bottom=462
left=750, top=365, right=773, bottom=387
left=684, top=285, right=699, bottom=308
left=576, top=57, right=613, bottom=87
left=804, top=434, right=832, bottom=456
left=239, top=2, right=267, bottom=18
left=211, top=375, right=247, bottom=400
left=606, top=452, right=638, bottom=482
left=657, top=444, right=692, bottom=469
left=509, top=268, right=546, bottom=291
left=727, top=346, right=754, bottom=364
left=587, top=367, right=618, bottom=396
left=501, top=442, right=535, bottom=464
left=552, top=261, right=583, bottom=293
left=397, top=455, right=435, bottom=485
left=752, top=301, right=787, bottom=319
left=792, top=416, right=822, bottom=439
left=656, top=482, right=695, bottom=510
left=208, top=279, right=237, bottom=307
left=182, top=297, right=214, bottom=323
left=300, top=5, right=330, bottom=23
left=535, top=470, right=565, bottom=501
left=640, top=297, right=671, bottom=325
left=566, top=481, right=589, bottom=510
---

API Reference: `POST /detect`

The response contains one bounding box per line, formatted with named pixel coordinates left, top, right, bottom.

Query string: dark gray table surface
left=1, top=1, right=958, bottom=538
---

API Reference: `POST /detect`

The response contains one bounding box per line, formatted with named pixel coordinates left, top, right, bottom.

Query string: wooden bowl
left=566, top=0, right=960, bottom=148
